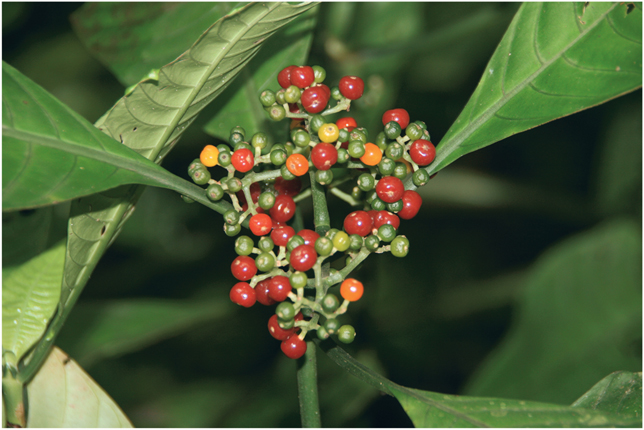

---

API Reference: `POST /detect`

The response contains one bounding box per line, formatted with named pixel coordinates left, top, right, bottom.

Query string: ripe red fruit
left=310, top=142, right=338, bottom=170
left=301, top=85, right=330, bottom=114
left=231, top=148, right=255, bottom=173
left=373, top=211, right=400, bottom=230
left=271, top=225, right=296, bottom=247
left=339, top=76, right=364, bottom=100
left=375, top=176, right=404, bottom=203
left=409, top=139, right=436, bottom=166
left=290, top=245, right=318, bottom=272
left=382, top=109, right=410, bottom=129
left=249, top=213, right=273, bottom=236
left=230, top=282, right=256, bottom=307
left=343, top=211, right=373, bottom=237
left=231, top=255, right=257, bottom=281
left=269, top=194, right=296, bottom=223
left=398, top=190, right=422, bottom=220
left=268, top=314, right=297, bottom=340
left=255, top=279, right=277, bottom=306
left=297, top=229, right=320, bottom=246
left=278, top=65, right=296, bottom=89
left=274, top=177, right=302, bottom=197
left=281, top=334, right=307, bottom=359
left=336, top=117, right=357, bottom=132
left=268, top=275, right=292, bottom=302
left=290, top=66, right=315, bottom=88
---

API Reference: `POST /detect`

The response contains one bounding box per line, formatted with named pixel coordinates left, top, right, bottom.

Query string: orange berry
left=286, top=153, right=309, bottom=176
left=340, top=278, right=364, bottom=302
left=360, top=143, right=382, bottom=166
left=200, top=145, right=220, bottom=167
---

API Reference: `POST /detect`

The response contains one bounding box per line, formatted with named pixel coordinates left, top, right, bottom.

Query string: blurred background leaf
left=3, top=2, right=641, bottom=427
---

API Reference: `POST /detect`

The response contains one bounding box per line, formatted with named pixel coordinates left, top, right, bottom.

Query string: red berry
left=230, top=282, right=256, bottom=307
left=339, top=76, right=364, bottom=100
left=290, top=245, right=318, bottom=272
left=278, top=65, right=296, bottom=89
left=382, top=109, right=410, bottom=129
left=373, top=210, right=400, bottom=230
left=271, top=225, right=296, bottom=247
left=375, top=176, right=404, bottom=203
left=231, top=255, right=257, bottom=281
left=255, top=279, right=276, bottom=306
left=398, top=190, right=422, bottom=220
left=249, top=213, right=273, bottom=236
left=236, top=182, right=261, bottom=206
left=301, top=85, right=330, bottom=114
left=281, top=334, right=307, bottom=359
left=297, top=229, right=320, bottom=246
left=268, top=275, right=292, bottom=302
left=343, top=211, right=373, bottom=237
left=310, top=142, right=338, bottom=170
left=336, top=117, right=357, bottom=132
left=274, top=177, right=302, bottom=197
left=269, top=194, right=296, bottom=223
left=409, top=139, right=436, bottom=166
left=268, top=314, right=297, bottom=340
left=231, top=148, right=255, bottom=173
left=290, top=66, right=315, bottom=88
left=288, top=103, right=300, bottom=113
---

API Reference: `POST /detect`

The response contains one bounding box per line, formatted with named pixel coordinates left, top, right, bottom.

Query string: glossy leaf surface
left=203, top=7, right=318, bottom=142
left=26, top=347, right=133, bottom=428
left=56, top=299, right=232, bottom=368
left=2, top=241, right=65, bottom=364
left=2, top=208, right=53, bottom=271
left=71, top=2, right=244, bottom=87
left=20, top=2, right=316, bottom=383
left=2, top=62, right=188, bottom=210
left=425, top=2, right=642, bottom=176
left=464, top=219, right=642, bottom=404
left=572, top=371, right=642, bottom=421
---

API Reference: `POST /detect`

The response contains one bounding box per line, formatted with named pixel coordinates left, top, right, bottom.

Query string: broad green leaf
left=2, top=62, right=202, bottom=210
left=55, top=299, right=233, bottom=368
left=572, top=371, right=642, bottom=421
left=421, top=2, right=642, bottom=178
left=203, top=7, right=318, bottom=142
left=26, top=347, right=133, bottom=428
left=2, top=207, right=53, bottom=270
left=2, top=241, right=65, bottom=365
left=318, top=341, right=640, bottom=427
left=19, top=2, right=317, bottom=383
left=71, top=2, right=244, bottom=87
left=464, top=219, right=642, bottom=404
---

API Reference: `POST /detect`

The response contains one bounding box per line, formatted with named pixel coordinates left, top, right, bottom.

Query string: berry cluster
left=187, top=65, right=435, bottom=359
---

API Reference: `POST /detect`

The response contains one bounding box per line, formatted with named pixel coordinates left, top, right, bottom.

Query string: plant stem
left=297, top=340, right=322, bottom=428
left=309, top=171, right=331, bottom=236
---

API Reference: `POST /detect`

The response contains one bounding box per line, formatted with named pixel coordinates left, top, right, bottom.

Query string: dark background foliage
left=3, top=3, right=641, bottom=427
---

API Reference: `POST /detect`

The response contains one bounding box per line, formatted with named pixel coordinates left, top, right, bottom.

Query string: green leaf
left=572, top=371, right=642, bottom=421
left=203, top=6, right=318, bottom=142
left=19, top=2, right=317, bottom=383
left=423, top=2, right=642, bottom=177
left=55, top=299, right=233, bottom=368
left=26, top=347, right=133, bottom=428
left=318, top=341, right=640, bottom=427
left=71, top=2, right=244, bottom=87
left=2, top=208, right=53, bottom=271
left=2, top=241, right=65, bottom=365
left=464, top=219, right=642, bottom=404
left=2, top=62, right=203, bottom=210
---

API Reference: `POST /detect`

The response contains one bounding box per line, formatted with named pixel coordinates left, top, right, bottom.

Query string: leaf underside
left=424, top=2, right=642, bottom=178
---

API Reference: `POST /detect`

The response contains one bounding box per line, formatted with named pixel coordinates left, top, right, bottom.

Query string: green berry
left=224, top=223, right=241, bottom=237
left=357, top=173, right=375, bottom=192
left=316, top=325, right=330, bottom=340
left=377, top=224, right=397, bottom=243
left=257, top=236, right=274, bottom=253
left=206, top=183, right=225, bottom=201
left=412, top=169, right=430, bottom=187
left=226, top=177, right=243, bottom=193
left=393, top=162, right=408, bottom=179
left=385, top=142, right=404, bottom=161
left=323, top=318, right=341, bottom=335
left=229, top=132, right=244, bottom=147
left=259, top=89, right=276, bottom=107
left=218, top=151, right=232, bottom=167
left=278, top=318, right=295, bottom=330
left=338, top=128, right=350, bottom=143
left=276, top=302, right=296, bottom=320
left=326, top=228, right=340, bottom=241
left=315, top=169, right=333, bottom=185
left=348, top=141, right=366, bottom=158
left=414, top=120, right=427, bottom=131
left=188, top=159, right=204, bottom=175
left=258, top=192, right=276, bottom=210
left=290, top=271, right=308, bottom=289
left=251, top=132, right=269, bottom=150
left=384, top=121, right=401, bottom=139
left=332, top=231, right=350, bottom=252
left=267, top=104, right=286, bottom=121
left=291, top=129, right=311, bottom=148
left=370, top=197, right=386, bottom=211
left=314, top=237, right=333, bottom=256
left=331, top=86, right=342, bottom=100
left=275, top=89, right=287, bottom=105
left=387, top=199, right=403, bottom=212
left=337, top=325, right=356, bottom=344
left=337, top=148, right=349, bottom=164
left=280, top=164, right=297, bottom=181
left=224, top=209, right=240, bottom=225
left=364, top=234, right=380, bottom=252
left=270, top=147, right=287, bottom=166
left=255, top=252, right=275, bottom=272
left=405, top=122, right=424, bottom=141
left=321, top=294, right=340, bottom=313
left=375, top=131, right=388, bottom=149
left=312, top=65, right=326, bottom=83
left=285, top=85, right=301, bottom=103
left=217, top=144, right=231, bottom=153
left=233, top=141, right=252, bottom=152
left=390, top=235, right=410, bottom=258
left=349, top=234, right=363, bottom=251
left=191, top=167, right=211, bottom=185
left=287, top=235, right=306, bottom=252
left=310, top=115, right=326, bottom=133
left=349, top=130, right=367, bottom=144
left=351, top=186, right=362, bottom=201
left=378, top=158, right=396, bottom=176
left=230, top=126, right=246, bottom=138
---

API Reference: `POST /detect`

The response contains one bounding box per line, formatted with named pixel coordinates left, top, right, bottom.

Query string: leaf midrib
left=432, top=2, right=617, bottom=173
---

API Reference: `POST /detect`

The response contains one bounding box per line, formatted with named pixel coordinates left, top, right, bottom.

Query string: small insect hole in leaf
left=100, top=225, right=106, bottom=235
left=133, top=127, right=138, bottom=132
left=625, top=3, right=635, bottom=14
